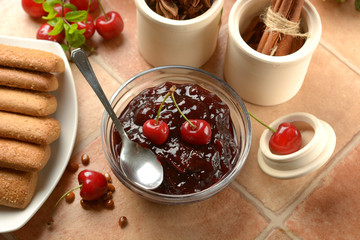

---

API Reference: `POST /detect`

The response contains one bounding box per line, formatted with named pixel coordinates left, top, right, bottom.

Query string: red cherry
left=70, top=0, right=99, bottom=12
left=181, top=119, right=212, bottom=145
left=48, top=169, right=108, bottom=225
left=21, top=0, right=46, bottom=18
left=269, top=122, right=302, bottom=155
left=36, top=23, right=65, bottom=43
left=53, top=3, right=72, bottom=17
left=95, top=11, right=124, bottom=39
left=143, top=119, right=169, bottom=145
left=76, top=14, right=95, bottom=39
left=78, top=169, right=108, bottom=201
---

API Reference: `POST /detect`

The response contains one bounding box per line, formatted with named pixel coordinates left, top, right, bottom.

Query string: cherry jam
left=113, top=82, right=238, bottom=194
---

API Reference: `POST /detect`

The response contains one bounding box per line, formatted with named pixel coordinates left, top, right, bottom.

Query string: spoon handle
left=71, top=48, right=127, bottom=139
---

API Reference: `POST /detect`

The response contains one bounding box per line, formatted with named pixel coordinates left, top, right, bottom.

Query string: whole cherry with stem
left=248, top=112, right=302, bottom=155
left=48, top=169, right=108, bottom=225
left=170, top=87, right=212, bottom=145
left=142, top=87, right=172, bottom=145
left=95, top=0, right=124, bottom=39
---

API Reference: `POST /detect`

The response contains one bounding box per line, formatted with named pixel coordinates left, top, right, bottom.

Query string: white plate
left=0, top=35, right=78, bottom=233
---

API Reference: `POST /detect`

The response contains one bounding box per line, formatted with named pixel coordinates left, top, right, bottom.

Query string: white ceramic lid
left=257, top=113, right=336, bottom=179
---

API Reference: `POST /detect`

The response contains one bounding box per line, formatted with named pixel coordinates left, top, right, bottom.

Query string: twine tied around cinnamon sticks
left=262, top=7, right=309, bottom=39
left=257, top=0, right=309, bottom=56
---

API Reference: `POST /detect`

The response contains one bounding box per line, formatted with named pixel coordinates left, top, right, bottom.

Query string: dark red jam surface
left=113, top=82, right=238, bottom=194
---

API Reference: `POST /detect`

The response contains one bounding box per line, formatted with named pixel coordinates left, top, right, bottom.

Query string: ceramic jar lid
left=257, top=112, right=336, bottom=179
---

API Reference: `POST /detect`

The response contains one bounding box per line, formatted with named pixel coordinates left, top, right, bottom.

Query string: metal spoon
left=71, top=48, right=163, bottom=190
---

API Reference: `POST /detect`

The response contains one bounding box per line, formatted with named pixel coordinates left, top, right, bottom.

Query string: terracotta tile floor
left=1, top=0, right=360, bottom=239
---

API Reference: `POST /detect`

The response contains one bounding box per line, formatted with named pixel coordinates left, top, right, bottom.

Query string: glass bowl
left=101, top=65, right=252, bottom=204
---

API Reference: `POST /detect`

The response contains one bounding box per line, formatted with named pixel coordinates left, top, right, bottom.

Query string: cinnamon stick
left=260, top=0, right=294, bottom=55
left=256, top=0, right=282, bottom=52
left=242, top=16, right=261, bottom=43
left=257, top=0, right=304, bottom=56
left=275, top=0, right=305, bottom=56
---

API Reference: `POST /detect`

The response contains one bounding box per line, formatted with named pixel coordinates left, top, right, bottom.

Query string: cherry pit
left=142, top=86, right=212, bottom=146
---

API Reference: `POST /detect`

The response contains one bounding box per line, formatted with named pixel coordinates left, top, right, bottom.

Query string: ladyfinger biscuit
left=0, top=111, right=61, bottom=145
left=0, top=167, right=37, bottom=209
left=0, top=87, right=57, bottom=117
left=0, top=138, right=51, bottom=172
left=0, top=44, right=65, bottom=73
left=0, top=66, right=58, bottom=91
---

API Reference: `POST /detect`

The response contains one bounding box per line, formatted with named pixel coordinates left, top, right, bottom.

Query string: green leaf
left=65, top=10, right=88, bottom=22
left=69, top=23, right=78, bottom=34
left=47, top=19, right=56, bottom=27
left=49, top=18, right=64, bottom=36
left=63, top=3, right=78, bottom=11
left=42, top=2, right=52, bottom=12
left=43, top=0, right=62, bottom=12
left=61, top=44, right=70, bottom=51
left=355, top=0, right=360, bottom=11
left=33, top=0, right=45, bottom=3
left=47, top=17, right=61, bottom=27
left=42, top=10, right=58, bottom=20
left=64, top=24, right=86, bottom=48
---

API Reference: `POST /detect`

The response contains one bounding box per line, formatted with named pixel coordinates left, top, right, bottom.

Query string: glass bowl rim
left=100, top=65, right=252, bottom=203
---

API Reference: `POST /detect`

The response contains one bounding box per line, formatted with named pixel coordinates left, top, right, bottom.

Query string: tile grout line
left=283, top=130, right=360, bottom=215
left=231, top=131, right=360, bottom=239
left=319, top=40, right=360, bottom=76
left=68, top=53, right=132, bottom=157
left=274, top=131, right=360, bottom=235
left=230, top=181, right=274, bottom=218
left=92, top=54, right=128, bottom=85
left=230, top=182, right=285, bottom=238
left=71, top=128, right=101, bottom=157
left=52, top=20, right=357, bottom=240
left=231, top=181, right=301, bottom=239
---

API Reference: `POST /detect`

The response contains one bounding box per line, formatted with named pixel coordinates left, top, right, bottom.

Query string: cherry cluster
left=142, top=86, right=212, bottom=146
left=22, top=0, right=124, bottom=53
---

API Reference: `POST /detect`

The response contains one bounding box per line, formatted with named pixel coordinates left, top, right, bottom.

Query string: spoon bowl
left=71, top=48, right=163, bottom=190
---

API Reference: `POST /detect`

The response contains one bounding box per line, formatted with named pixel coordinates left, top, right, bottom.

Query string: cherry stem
left=170, top=87, right=196, bottom=129
left=155, top=87, right=173, bottom=125
left=85, top=0, right=91, bottom=22
left=97, top=0, right=109, bottom=21
left=47, top=184, right=83, bottom=225
left=58, top=3, right=72, bottom=27
left=248, top=111, right=276, bottom=133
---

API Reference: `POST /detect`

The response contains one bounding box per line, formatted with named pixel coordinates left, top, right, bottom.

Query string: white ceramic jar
left=134, top=0, right=224, bottom=67
left=224, top=0, right=322, bottom=106
left=257, top=112, right=336, bottom=179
